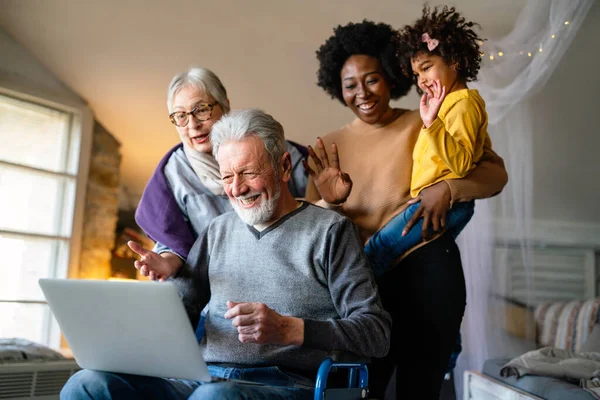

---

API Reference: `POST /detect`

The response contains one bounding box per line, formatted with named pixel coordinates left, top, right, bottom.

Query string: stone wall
left=78, top=121, right=121, bottom=279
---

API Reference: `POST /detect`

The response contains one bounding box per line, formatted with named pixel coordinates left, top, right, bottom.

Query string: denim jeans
left=60, top=365, right=315, bottom=400
left=364, top=200, right=475, bottom=277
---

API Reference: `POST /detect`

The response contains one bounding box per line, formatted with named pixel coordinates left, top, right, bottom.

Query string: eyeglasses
left=169, top=103, right=217, bottom=127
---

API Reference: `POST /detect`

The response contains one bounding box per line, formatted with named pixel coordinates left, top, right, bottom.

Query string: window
left=0, top=92, right=85, bottom=349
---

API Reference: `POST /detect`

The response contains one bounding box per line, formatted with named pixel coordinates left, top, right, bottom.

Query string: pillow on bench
left=535, top=298, right=600, bottom=352
left=580, top=323, right=600, bottom=353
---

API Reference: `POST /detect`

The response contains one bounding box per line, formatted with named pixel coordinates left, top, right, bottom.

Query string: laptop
left=39, top=278, right=256, bottom=383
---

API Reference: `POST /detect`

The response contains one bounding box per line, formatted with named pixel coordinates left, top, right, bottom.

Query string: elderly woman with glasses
left=129, top=67, right=308, bottom=284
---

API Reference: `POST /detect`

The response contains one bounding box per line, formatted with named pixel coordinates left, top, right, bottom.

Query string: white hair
left=167, top=67, right=230, bottom=114
left=210, top=108, right=286, bottom=171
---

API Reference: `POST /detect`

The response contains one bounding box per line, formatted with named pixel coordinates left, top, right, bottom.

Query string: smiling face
left=171, top=85, right=224, bottom=154
left=340, top=54, right=395, bottom=126
left=411, top=51, right=465, bottom=95
left=217, top=136, right=284, bottom=227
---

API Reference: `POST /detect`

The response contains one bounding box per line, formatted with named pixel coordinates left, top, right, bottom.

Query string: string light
left=485, top=20, right=570, bottom=61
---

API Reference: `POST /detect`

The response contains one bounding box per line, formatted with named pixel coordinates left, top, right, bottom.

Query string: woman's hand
left=302, top=137, right=352, bottom=205
left=420, top=79, right=447, bottom=128
left=127, top=241, right=183, bottom=281
left=402, top=181, right=451, bottom=240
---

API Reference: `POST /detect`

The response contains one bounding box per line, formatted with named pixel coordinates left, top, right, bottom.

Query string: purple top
left=134, top=144, right=196, bottom=258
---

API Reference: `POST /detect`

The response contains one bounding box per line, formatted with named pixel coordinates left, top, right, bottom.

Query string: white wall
left=528, top=1, right=600, bottom=225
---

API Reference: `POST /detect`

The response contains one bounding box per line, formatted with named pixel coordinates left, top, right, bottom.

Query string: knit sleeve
left=446, top=146, right=508, bottom=206
left=302, top=218, right=392, bottom=358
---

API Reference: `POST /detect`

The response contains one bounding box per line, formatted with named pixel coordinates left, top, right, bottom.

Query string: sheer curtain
left=453, top=0, right=595, bottom=397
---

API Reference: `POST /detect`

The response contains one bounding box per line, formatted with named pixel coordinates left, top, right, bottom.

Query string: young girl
left=364, top=5, right=493, bottom=276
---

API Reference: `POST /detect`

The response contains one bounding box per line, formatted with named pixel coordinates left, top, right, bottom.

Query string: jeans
left=364, top=200, right=475, bottom=276
left=61, top=365, right=315, bottom=400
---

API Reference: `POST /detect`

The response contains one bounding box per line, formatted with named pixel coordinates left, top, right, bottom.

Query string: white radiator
left=0, top=360, right=79, bottom=400
left=493, top=245, right=596, bottom=307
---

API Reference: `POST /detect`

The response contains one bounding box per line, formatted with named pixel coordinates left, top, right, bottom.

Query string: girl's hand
left=402, top=181, right=451, bottom=240
left=420, top=79, right=447, bottom=128
left=302, top=137, right=352, bottom=205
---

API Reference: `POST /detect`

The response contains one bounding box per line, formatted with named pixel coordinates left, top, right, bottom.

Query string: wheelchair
left=197, top=318, right=371, bottom=399
left=314, top=352, right=370, bottom=400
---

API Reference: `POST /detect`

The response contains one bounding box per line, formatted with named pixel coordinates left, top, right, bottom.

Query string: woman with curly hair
left=305, top=18, right=507, bottom=399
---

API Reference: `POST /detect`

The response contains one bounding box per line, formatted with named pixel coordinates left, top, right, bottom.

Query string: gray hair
left=167, top=67, right=230, bottom=114
left=211, top=108, right=286, bottom=171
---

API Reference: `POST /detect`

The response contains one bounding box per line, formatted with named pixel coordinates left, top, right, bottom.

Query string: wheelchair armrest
left=314, top=353, right=369, bottom=400
left=328, top=350, right=370, bottom=364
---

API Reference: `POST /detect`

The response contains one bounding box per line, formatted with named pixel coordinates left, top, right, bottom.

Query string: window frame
left=0, top=75, right=94, bottom=349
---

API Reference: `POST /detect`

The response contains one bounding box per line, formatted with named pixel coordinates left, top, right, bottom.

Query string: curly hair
left=396, top=5, right=483, bottom=85
left=316, top=20, right=413, bottom=106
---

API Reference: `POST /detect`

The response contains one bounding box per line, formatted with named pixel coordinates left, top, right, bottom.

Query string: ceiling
left=0, top=0, right=526, bottom=200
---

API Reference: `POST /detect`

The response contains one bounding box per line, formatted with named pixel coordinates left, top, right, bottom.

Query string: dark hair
left=396, top=5, right=483, bottom=86
left=316, top=20, right=413, bottom=105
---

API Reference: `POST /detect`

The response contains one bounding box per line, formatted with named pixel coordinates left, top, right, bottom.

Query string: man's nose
left=231, top=175, right=248, bottom=197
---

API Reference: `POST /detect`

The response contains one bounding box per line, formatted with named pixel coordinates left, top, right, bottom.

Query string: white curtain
left=454, top=0, right=595, bottom=397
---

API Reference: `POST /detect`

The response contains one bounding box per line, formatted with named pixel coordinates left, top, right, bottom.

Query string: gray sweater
left=174, top=202, right=391, bottom=372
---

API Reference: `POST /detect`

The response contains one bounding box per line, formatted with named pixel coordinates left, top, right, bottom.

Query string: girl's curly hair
left=316, top=20, right=413, bottom=106
left=396, top=5, right=483, bottom=85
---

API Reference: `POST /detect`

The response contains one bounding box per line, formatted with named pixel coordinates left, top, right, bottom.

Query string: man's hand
left=303, top=137, right=352, bottom=205
left=420, top=79, right=447, bottom=128
left=127, top=241, right=183, bottom=281
left=224, top=301, right=304, bottom=346
left=402, top=181, right=451, bottom=240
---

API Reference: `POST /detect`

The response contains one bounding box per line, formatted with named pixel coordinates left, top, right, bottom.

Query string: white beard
left=231, top=181, right=281, bottom=226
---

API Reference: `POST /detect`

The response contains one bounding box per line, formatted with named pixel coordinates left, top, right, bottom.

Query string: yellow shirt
left=411, top=89, right=492, bottom=198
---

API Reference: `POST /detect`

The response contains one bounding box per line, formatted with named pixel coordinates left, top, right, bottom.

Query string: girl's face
left=171, top=85, right=225, bottom=154
left=340, top=55, right=394, bottom=126
left=411, top=52, right=465, bottom=95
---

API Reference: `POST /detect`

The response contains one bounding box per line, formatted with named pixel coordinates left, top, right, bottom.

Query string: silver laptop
left=39, top=278, right=219, bottom=382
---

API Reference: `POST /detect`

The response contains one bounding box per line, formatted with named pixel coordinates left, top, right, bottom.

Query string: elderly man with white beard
left=61, top=108, right=390, bottom=400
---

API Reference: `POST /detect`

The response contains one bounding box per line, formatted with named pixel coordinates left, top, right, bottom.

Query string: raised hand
left=302, top=137, right=352, bottom=205
left=127, top=241, right=182, bottom=281
left=224, top=301, right=303, bottom=346
left=420, top=79, right=447, bottom=128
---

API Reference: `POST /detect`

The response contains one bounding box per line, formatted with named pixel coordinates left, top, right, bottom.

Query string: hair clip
left=421, top=33, right=439, bottom=52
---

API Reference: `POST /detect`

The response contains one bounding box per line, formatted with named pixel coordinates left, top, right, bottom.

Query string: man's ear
left=224, top=98, right=231, bottom=111
left=280, top=152, right=292, bottom=183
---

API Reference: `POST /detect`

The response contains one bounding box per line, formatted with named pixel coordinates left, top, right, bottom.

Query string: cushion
left=534, top=298, right=600, bottom=352
left=0, top=338, right=66, bottom=364
left=483, top=358, right=596, bottom=400
left=581, top=324, right=600, bottom=353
